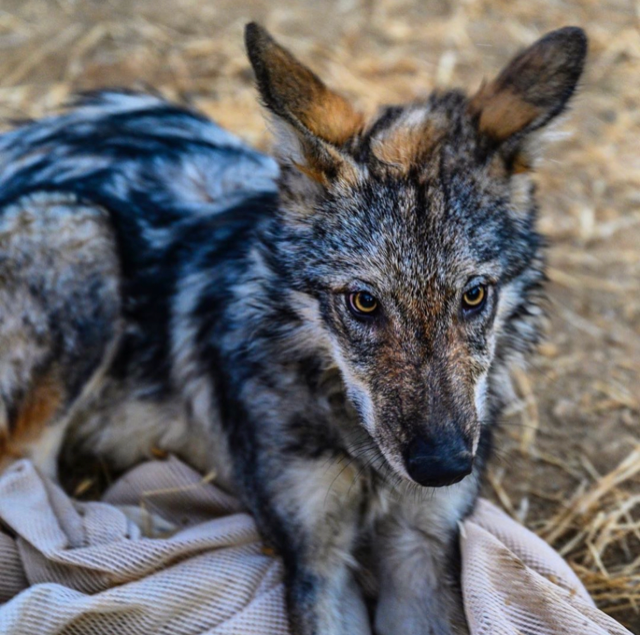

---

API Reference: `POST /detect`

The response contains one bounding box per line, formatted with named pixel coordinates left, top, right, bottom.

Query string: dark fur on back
left=0, top=91, right=279, bottom=389
left=0, top=26, right=587, bottom=635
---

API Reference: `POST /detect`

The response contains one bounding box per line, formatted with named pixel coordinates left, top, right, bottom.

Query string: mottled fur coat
left=0, top=24, right=587, bottom=635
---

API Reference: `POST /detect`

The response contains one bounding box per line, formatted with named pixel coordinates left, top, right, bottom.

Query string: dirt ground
left=0, top=0, right=638, bottom=630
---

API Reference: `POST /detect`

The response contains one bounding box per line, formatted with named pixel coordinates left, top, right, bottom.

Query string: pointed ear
left=244, top=23, right=363, bottom=180
left=469, top=27, right=587, bottom=144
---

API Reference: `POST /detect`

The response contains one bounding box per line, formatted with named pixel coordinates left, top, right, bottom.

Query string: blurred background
left=0, top=0, right=638, bottom=629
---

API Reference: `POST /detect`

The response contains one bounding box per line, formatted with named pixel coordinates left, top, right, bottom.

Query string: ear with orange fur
left=245, top=22, right=363, bottom=181
left=470, top=27, right=587, bottom=145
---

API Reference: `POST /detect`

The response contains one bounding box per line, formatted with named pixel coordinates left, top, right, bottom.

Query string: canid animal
left=0, top=24, right=587, bottom=635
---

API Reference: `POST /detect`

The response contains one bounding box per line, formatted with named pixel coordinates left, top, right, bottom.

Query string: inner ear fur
left=469, top=26, right=588, bottom=143
left=245, top=22, right=364, bottom=176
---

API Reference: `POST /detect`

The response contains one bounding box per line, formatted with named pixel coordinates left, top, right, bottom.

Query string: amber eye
left=462, top=285, right=486, bottom=311
left=348, top=291, right=379, bottom=318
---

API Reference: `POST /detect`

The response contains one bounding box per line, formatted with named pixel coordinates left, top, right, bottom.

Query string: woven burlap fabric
left=460, top=499, right=630, bottom=635
left=0, top=458, right=630, bottom=635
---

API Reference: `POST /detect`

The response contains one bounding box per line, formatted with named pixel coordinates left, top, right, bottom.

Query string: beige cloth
left=0, top=458, right=630, bottom=635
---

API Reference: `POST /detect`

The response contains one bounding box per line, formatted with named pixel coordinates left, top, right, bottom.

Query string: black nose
left=403, top=433, right=473, bottom=487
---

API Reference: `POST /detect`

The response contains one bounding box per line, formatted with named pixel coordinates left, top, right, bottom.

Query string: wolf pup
left=0, top=23, right=587, bottom=635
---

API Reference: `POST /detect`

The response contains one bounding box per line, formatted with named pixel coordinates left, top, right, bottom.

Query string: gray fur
left=0, top=25, right=587, bottom=635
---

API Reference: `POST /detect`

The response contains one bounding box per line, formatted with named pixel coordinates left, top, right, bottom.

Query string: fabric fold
left=0, top=458, right=630, bottom=635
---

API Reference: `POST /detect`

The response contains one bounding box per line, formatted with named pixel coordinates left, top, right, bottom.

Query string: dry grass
left=0, top=0, right=638, bottom=630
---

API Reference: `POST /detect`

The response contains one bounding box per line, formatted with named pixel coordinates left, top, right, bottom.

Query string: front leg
left=373, top=482, right=475, bottom=635
left=257, top=455, right=372, bottom=635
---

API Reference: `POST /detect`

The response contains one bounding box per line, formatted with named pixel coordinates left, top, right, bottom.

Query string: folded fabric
left=0, top=458, right=630, bottom=635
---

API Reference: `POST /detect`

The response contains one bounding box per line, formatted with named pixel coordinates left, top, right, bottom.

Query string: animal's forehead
left=319, top=177, right=507, bottom=292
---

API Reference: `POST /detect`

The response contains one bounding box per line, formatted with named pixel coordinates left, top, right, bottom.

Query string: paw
left=374, top=598, right=459, bottom=635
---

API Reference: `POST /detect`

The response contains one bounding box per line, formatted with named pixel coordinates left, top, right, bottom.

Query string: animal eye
left=461, top=285, right=486, bottom=312
left=347, top=291, right=379, bottom=318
